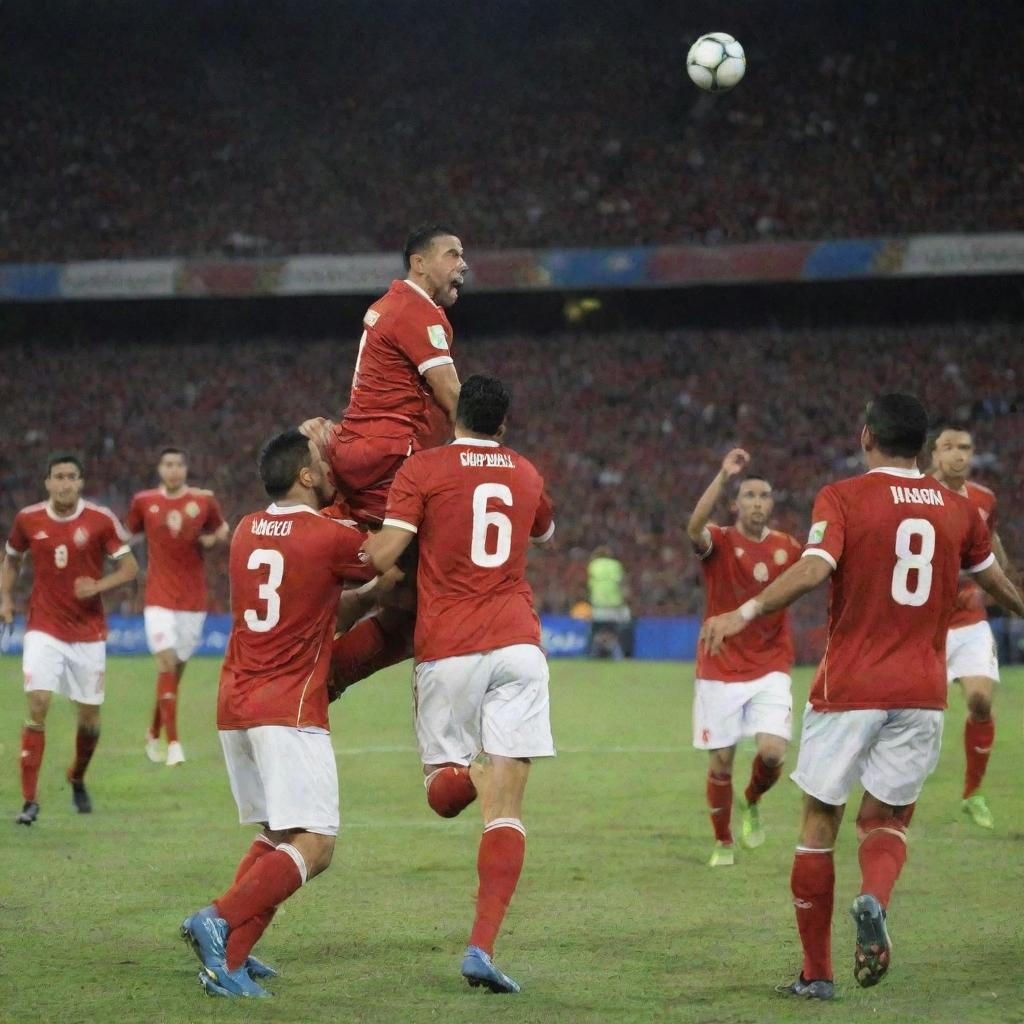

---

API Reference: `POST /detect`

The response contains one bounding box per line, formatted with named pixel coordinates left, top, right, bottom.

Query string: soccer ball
left=686, top=32, right=746, bottom=92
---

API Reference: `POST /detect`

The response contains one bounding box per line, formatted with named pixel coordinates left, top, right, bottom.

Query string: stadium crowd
left=1, top=1, right=1019, bottom=262
left=2, top=322, right=1021, bottom=657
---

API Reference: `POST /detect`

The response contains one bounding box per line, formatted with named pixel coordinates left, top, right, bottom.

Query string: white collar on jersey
left=866, top=467, right=925, bottom=479
left=46, top=498, right=85, bottom=522
left=452, top=437, right=501, bottom=448
left=265, top=502, right=322, bottom=516
left=402, top=278, right=439, bottom=307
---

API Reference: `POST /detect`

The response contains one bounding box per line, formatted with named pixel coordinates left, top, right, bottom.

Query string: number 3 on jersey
left=891, top=518, right=935, bottom=606
left=471, top=483, right=513, bottom=568
left=244, top=549, right=284, bottom=631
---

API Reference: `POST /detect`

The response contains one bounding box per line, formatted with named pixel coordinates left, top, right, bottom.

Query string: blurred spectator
left=588, top=546, right=633, bottom=659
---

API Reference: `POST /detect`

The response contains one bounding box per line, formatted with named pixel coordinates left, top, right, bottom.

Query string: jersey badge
left=808, top=521, right=827, bottom=544
left=73, top=527, right=89, bottom=548
left=33, top=530, right=48, bottom=540
left=185, top=501, right=201, bottom=518
left=773, top=548, right=789, bottom=565
left=753, top=561, right=769, bottom=583
left=427, top=324, right=449, bottom=350
left=734, top=547, right=745, bottom=559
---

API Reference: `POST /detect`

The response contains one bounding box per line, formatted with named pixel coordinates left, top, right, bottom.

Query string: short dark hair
left=403, top=224, right=459, bottom=271
left=456, top=375, right=511, bottom=437
left=927, top=422, right=973, bottom=452
left=738, top=475, right=771, bottom=491
left=47, top=453, right=84, bottom=477
left=258, top=430, right=313, bottom=499
left=159, top=447, right=188, bottom=463
left=865, top=394, right=929, bottom=458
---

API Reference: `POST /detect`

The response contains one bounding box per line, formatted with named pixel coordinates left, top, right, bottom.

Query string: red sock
left=469, top=820, right=526, bottom=956
left=963, top=717, right=995, bottom=798
left=857, top=819, right=907, bottom=909
left=157, top=671, right=179, bottom=743
left=791, top=848, right=834, bottom=981
left=707, top=771, right=733, bottom=844
left=67, top=726, right=100, bottom=783
left=225, top=836, right=279, bottom=970
left=20, top=727, right=45, bottom=801
left=215, top=845, right=304, bottom=930
left=744, top=754, right=782, bottom=805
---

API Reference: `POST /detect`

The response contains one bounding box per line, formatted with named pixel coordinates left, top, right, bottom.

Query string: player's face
left=45, top=463, right=84, bottom=509
left=158, top=453, right=188, bottom=490
left=734, top=480, right=773, bottom=532
left=304, top=440, right=336, bottom=507
left=417, top=235, right=467, bottom=307
left=931, top=429, right=974, bottom=479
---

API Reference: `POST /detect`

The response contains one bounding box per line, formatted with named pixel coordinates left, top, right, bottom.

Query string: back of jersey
left=385, top=439, right=555, bottom=663
left=804, top=469, right=992, bottom=711
left=218, top=505, right=368, bottom=731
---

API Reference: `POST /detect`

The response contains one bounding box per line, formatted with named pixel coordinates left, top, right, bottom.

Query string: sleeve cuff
left=966, top=552, right=996, bottom=574
left=110, top=544, right=132, bottom=560
left=5, top=542, right=23, bottom=557
left=531, top=521, right=556, bottom=544
left=382, top=517, right=418, bottom=534
left=417, top=355, right=454, bottom=375
left=802, top=548, right=838, bottom=570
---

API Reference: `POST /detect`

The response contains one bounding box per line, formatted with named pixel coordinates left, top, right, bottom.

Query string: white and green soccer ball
left=686, top=32, right=746, bottom=92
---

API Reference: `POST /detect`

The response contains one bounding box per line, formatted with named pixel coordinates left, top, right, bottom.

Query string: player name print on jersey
left=460, top=451, right=516, bottom=469
left=889, top=484, right=945, bottom=506
left=250, top=519, right=294, bottom=537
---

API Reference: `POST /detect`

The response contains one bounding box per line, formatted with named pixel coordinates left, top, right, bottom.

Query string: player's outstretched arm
left=423, top=363, right=461, bottom=426
left=198, top=521, right=231, bottom=550
left=73, top=551, right=140, bottom=600
left=363, top=526, right=416, bottom=575
left=974, top=560, right=1024, bottom=618
left=687, top=448, right=750, bottom=551
left=700, top=553, right=833, bottom=656
left=0, top=552, right=22, bottom=624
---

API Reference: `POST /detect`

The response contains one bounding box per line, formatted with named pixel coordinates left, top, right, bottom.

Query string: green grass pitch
left=1, top=656, right=1022, bottom=1022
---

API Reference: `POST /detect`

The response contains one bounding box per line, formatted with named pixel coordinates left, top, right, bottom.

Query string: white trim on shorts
left=413, top=644, right=555, bottom=766
left=143, top=606, right=207, bottom=662
left=219, top=725, right=340, bottom=836
left=946, top=620, right=1000, bottom=684
left=22, top=630, right=106, bottom=705
left=692, top=671, right=793, bottom=749
left=791, top=704, right=944, bottom=807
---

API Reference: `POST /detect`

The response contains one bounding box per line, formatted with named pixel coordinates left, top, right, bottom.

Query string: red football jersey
left=125, top=487, right=225, bottom=611
left=340, top=279, right=455, bottom=455
left=945, top=481, right=997, bottom=630
left=217, top=504, right=373, bottom=732
left=6, top=499, right=131, bottom=642
left=384, top=438, right=555, bottom=663
left=803, top=468, right=993, bottom=712
left=696, top=524, right=803, bottom=682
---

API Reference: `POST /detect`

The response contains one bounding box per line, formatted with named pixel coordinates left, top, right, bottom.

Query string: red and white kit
left=217, top=504, right=372, bottom=835
left=793, top=468, right=993, bottom=806
left=329, top=279, right=455, bottom=521
left=126, top=487, right=225, bottom=660
left=945, top=481, right=999, bottom=683
left=693, top=524, right=803, bottom=749
left=384, top=438, right=556, bottom=765
left=6, top=499, right=131, bottom=703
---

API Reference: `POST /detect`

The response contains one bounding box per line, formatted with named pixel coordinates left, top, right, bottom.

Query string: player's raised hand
left=74, top=576, right=101, bottom=600
left=721, top=448, right=751, bottom=478
left=299, top=416, right=334, bottom=459
left=699, top=609, right=748, bottom=655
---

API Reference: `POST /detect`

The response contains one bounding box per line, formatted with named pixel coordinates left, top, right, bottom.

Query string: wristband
left=739, top=598, right=762, bottom=622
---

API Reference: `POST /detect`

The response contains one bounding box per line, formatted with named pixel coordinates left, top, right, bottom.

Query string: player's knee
left=966, top=692, right=992, bottom=721
left=855, top=815, right=907, bottom=843
left=424, top=764, right=478, bottom=818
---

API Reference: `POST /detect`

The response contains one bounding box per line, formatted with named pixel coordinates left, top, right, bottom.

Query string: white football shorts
left=791, top=705, right=944, bottom=807
left=219, top=725, right=339, bottom=836
left=144, top=606, right=206, bottom=662
left=414, top=643, right=556, bottom=766
left=946, top=620, right=1000, bottom=684
left=23, top=630, right=106, bottom=706
left=692, top=671, right=793, bottom=749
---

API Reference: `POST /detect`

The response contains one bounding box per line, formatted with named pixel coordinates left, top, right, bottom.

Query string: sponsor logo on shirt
left=33, top=531, right=48, bottom=540
left=364, top=309, right=380, bottom=327
left=250, top=519, right=293, bottom=537
left=427, top=324, right=449, bottom=350
left=459, top=451, right=516, bottom=468
left=149, top=504, right=160, bottom=513
left=807, top=521, right=827, bottom=544
left=889, top=485, right=944, bottom=506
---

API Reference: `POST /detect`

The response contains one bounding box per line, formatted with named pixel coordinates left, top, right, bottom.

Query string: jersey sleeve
left=6, top=512, right=28, bottom=556
left=963, top=506, right=995, bottom=573
left=102, top=512, right=133, bottom=557
left=124, top=495, right=144, bottom=535
left=203, top=497, right=226, bottom=533
left=390, top=307, right=454, bottom=377
left=326, top=523, right=376, bottom=583
left=383, top=459, right=426, bottom=534
left=530, top=488, right=556, bottom=544
left=696, top=523, right=723, bottom=561
left=803, top=484, right=845, bottom=570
